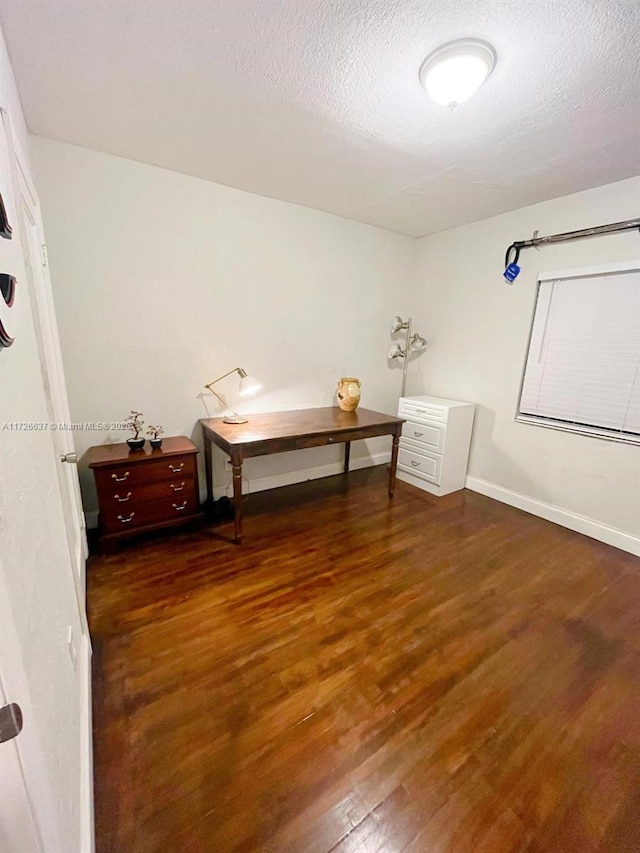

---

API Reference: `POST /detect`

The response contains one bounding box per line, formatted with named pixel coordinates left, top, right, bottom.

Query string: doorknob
left=0, top=703, right=23, bottom=743
left=61, top=451, right=78, bottom=464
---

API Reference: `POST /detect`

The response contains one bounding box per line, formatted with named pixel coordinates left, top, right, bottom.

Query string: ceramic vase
left=337, top=377, right=361, bottom=411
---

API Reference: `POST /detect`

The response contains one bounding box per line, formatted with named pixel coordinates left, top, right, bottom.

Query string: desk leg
left=231, top=453, right=243, bottom=543
left=203, top=435, right=213, bottom=507
left=389, top=431, right=400, bottom=497
left=344, top=441, right=351, bottom=474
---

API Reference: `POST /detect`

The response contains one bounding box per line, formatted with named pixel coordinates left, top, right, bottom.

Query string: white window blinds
left=518, top=265, right=640, bottom=443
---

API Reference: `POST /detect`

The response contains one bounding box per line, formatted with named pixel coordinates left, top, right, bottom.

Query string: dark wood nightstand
left=87, top=436, right=201, bottom=551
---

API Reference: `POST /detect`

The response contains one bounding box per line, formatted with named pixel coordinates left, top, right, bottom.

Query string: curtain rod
left=505, top=217, right=640, bottom=269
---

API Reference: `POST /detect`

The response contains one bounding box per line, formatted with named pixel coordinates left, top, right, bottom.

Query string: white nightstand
left=397, top=395, right=475, bottom=496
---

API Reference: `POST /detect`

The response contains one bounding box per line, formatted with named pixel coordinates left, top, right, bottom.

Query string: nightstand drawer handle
left=114, top=492, right=132, bottom=502
left=111, top=471, right=130, bottom=482
left=168, top=463, right=185, bottom=473
left=170, top=482, right=186, bottom=492
left=413, top=431, right=424, bottom=437
left=172, top=501, right=188, bottom=511
left=416, top=408, right=426, bottom=413
left=411, top=460, right=421, bottom=467
left=117, top=512, right=135, bottom=523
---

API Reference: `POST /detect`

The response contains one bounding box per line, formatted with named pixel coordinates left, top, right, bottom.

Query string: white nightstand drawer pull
left=111, top=471, right=130, bottom=482
left=117, top=512, right=135, bottom=524
left=411, top=460, right=421, bottom=467
left=172, top=501, right=188, bottom=511
left=416, top=408, right=426, bottom=413
left=170, top=482, right=186, bottom=492
left=413, top=431, right=424, bottom=437
left=114, top=492, right=132, bottom=502
left=168, top=462, right=184, bottom=473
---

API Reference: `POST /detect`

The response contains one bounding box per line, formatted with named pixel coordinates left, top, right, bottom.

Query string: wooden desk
left=200, top=407, right=404, bottom=542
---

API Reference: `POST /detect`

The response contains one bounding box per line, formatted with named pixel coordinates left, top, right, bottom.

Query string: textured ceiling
left=1, top=0, right=639, bottom=237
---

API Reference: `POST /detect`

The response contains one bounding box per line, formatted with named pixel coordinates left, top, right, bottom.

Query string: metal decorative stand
left=388, top=316, right=427, bottom=397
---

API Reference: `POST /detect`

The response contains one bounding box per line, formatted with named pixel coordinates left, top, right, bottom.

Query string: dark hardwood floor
left=88, top=467, right=640, bottom=853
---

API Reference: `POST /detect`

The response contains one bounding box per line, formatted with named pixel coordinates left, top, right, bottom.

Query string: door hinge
left=41, top=243, right=48, bottom=267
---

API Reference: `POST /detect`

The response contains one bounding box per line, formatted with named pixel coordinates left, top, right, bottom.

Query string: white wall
left=30, top=136, right=414, bottom=518
left=27, top=136, right=640, bottom=547
left=409, top=177, right=640, bottom=541
left=0, top=25, right=86, bottom=852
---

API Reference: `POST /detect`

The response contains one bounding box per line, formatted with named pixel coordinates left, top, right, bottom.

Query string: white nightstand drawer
left=399, top=399, right=448, bottom=423
left=398, top=446, right=442, bottom=485
left=401, top=419, right=445, bottom=452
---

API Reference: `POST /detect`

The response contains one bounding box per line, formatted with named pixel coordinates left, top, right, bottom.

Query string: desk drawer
left=295, top=434, right=343, bottom=450
left=294, top=426, right=393, bottom=450
left=401, top=420, right=445, bottom=452
left=398, top=445, right=442, bottom=485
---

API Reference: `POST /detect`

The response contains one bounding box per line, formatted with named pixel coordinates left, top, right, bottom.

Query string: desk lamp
left=204, top=367, right=262, bottom=424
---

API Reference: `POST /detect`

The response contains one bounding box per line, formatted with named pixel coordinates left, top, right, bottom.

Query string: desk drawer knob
left=117, top=512, right=135, bottom=524
left=114, top=492, right=132, bottom=502
left=172, top=500, right=188, bottom=511
left=411, top=460, right=421, bottom=468
left=170, top=482, right=185, bottom=492
left=168, top=462, right=185, bottom=473
left=112, top=471, right=130, bottom=482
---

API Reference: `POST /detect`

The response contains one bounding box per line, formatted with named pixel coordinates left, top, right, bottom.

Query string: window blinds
left=518, top=268, right=640, bottom=442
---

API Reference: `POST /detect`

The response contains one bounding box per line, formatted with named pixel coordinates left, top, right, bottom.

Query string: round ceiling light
left=419, top=39, right=496, bottom=109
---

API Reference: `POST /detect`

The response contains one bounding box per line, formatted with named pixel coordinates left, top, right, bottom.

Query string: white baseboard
left=466, top=476, right=640, bottom=557
left=213, top=452, right=391, bottom=500
left=80, top=633, right=95, bottom=853
left=84, top=454, right=392, bottom=527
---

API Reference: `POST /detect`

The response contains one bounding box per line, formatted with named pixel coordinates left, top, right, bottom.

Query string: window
left=517, top=260, right=640, bottom=445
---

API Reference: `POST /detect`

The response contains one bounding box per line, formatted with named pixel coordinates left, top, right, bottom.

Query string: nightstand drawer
left=398, top=399, right=448, bottom=423
left=94, top=454, right=196, bottom=491
left=398, top=445, right=442, bottom=485
left=101, top=492, right=200, bottom=533
left=401, top=419, right=445, bottom=452
left=100, top=478, right=198, bottom=510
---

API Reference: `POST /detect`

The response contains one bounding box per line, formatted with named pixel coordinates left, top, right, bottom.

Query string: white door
left=0, top=689, right=42, bottom=853
left=7, top=113, right=89, bottom=596
left=0, top=108, right=93, bottom=851
left=0, top=576, right=45, bottom=853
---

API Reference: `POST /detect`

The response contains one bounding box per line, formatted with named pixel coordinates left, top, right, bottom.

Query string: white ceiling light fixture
left=419, top=39, right=497, bottom=109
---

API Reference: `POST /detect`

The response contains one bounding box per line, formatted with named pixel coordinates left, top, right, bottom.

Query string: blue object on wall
left=503, top=262, right=521, bottom=283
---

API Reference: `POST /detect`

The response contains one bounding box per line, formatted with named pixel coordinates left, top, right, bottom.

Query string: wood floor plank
left=89, top=467, right=640, bottom=852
